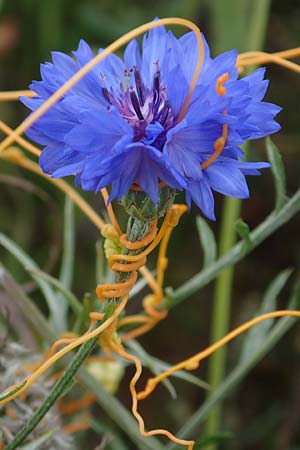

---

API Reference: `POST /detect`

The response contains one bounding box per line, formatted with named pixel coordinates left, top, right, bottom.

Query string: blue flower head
left=21, top=20, right=281, bottom=220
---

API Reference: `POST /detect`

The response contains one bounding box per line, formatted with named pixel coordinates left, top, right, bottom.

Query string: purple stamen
left=102, top=87, right=112, bottom=104
left=159, top=102, right=170, bottom=126
left=130, top=88, right=144, bottom=121
left=153, top=70, right=160, bottom=99
left=134, top=67, right=145, bottom=106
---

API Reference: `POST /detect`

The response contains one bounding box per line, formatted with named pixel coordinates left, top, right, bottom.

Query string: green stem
left=205, top=197, right=241, bottom=440
left=206, top=1, right=273, bottom=444
left=5, top=217, right=149, bottom=450
left=167, top=189, right=300, bottom=306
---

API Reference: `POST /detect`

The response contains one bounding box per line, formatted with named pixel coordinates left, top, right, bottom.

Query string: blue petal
left=124, top=39, right=142, bottom=70
left=141, top=18, right=169, bottom=85
left=64, top=107, right=133, bottom=151
left=186, top=178, right=216, bottom=220
left=179, top=32, right=211, bottom=83
left=205, top=161, right=249, bottom=198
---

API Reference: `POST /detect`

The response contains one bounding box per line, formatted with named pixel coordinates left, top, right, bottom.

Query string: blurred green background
left=0, top=1, right=300, bottom=449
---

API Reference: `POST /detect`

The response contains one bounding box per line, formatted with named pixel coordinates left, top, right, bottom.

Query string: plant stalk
left=4, top=217, right=149, bottom=450
left=205, top=0, right=272, bottom=445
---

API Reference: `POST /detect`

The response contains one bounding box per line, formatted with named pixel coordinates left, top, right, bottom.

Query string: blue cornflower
left=21, top=21, right=281, bottom=220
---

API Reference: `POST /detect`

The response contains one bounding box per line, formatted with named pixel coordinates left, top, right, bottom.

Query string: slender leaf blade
left=196, top=216, right=217, bottom=269
left=19, top=430, right=56, bottom=450
left=240, top=269, right=292, bottom=363
left=266, top=137, right=287, bottom=211
left=0, top=232, right=64, bottom=331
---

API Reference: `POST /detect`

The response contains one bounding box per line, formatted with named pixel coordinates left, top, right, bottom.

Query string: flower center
left=101, top=63, right=174, bottom=146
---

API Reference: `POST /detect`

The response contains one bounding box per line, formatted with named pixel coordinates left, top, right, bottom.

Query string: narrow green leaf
left=19, top=430, right=56, bottom=450
left=240, top=269, right=292, bottom=363
left=235, top=218, right=253, bottom=252
left=60, top=198, right=75, bottom=289
left=194, top=431, right=233, bottom=449
left=60, top=378, right=76, bottom=398
left=168, top=189, right=300, bottom=307
left=266, top=137, right=287, bottom=211
left=73, top=293, right=93, bottom=334
left=0, top=263, right=55, bottom=341
left=104, top=301, right=116, bottom=319
left=28, top=267, right=82, bottom=316
left=196, top=216, right=217, bottom=269
left=91, top=419, right=129, bottom=450
left=96, top=238, right=109, bottom=286
left=0, top=232, right=64, bottom=332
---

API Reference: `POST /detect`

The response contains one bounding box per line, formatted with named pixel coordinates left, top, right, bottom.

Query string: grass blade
left=240, top=268, right=292, bottom=363
left=19, top=430, right=56, bottom=450
left=0, top=232, right=64, bottom=331
left=28, top=267, right=82, bottom=316
left=196, top=216, right=217, bottom=269
left=266, top=137, right=287, bottom=211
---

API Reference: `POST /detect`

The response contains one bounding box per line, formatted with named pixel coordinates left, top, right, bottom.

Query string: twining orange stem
left=101, top=188, right=122, bottom=236
left=237, top=50, right=300, bottom=73
left=47, top=321, right=95, bottom=359
left=0, top=90, right=35, bottom=101
left=0, top=120, right=40, bottom=156
left=117, top=315, right=150, bottom=328
left=0, top=296, right=128, bottom=407
left=120, top=319, right=158, bottom=342
left=137, top=310, right=300, bottom=400
left=238, top=47, right=300, bottom=61
left=0, top=18, right=204, bottom=153
left=97, top=216, right=159, bottom=302
left=110, top=340, right=195, bottom=450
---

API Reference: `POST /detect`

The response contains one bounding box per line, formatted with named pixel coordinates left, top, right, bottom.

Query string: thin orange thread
left=0, top=90, right=36, bottom=101
left=238, top=47, right=300, bottom=61
left=120, top=320, right=158, bottom=342
left=100, top=188, right=122, bottom=236
left=237, top=49, right=300, bottom=73
left=110, top=340, right=195, bottom=450
left=47, top=321, right=95, bottom=359
left=96, top=219, right=158, bottom=302
left=0, top=296, right=128, bottom=407
left=137, top=310, right=300, bottom=400
left=119, top=204, right=187, bottom=340
left=117, top=315, right=150, bottom=328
